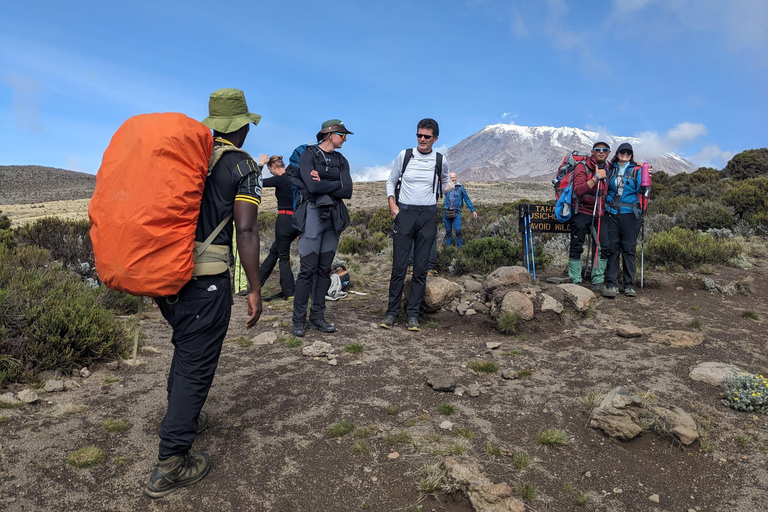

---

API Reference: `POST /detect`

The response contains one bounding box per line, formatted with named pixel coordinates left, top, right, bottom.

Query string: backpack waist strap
left=193, top=243, right=230, bottom=276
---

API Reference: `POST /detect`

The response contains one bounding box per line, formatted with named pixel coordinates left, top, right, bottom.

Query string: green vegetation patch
left=722, top=373, right=768, bottom=414
left=437, top=403, right=455, bottom=416
left=646, top=228, right=742, bottom=268
left=467, top=360, right=499, bottom=374
left=497, top=312, right=519, bottom=335
left=345, top=342, right=364, bottom=354
left=328, top=420, right=355, bottom=438
left=536, top=428, right=570, bottom=446
left=102, top=418, right=133, bottom=433
left=67, top=446, right=106, bottom=468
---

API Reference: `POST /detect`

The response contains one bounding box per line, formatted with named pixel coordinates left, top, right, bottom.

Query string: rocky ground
left=1, top=167, right=767, bottom=511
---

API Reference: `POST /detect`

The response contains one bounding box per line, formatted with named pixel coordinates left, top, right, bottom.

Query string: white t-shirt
left=385, top=148, right=452, bottom=206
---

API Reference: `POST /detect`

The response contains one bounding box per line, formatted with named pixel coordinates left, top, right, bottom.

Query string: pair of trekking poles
left=583, top=181, right=649, bottom=287
left=521, top=205, right=536, bottom=280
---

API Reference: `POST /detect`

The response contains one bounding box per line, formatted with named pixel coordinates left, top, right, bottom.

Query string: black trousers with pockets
left=155, top=273, right=231, bottom=460
left=259, top=213, right=299, bottom=296
left=601, top=212, right=641, bottom=289
left=387, top=204, right=437, bottom=318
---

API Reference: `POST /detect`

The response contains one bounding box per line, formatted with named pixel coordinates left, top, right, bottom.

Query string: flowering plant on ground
left=722, top=373, right=768, bottom=414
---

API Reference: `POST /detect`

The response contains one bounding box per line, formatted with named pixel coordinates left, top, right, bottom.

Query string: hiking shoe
left=591, top=282, right=604, bottom=293
left=292, top=323, right=305, bottom=337
left=427, top=269, right=438, bottom=276
left=624, top=288, right=637, bottom=297
left=307, top=319, right=336, bottom=333
left=601, top=286, right=618, bottom=298
left=263, top=293, right=283, bottom=302
left=379, top=315, right=396, bottom=329
left=406, top=317, right=421, bottom=331
left=144, top=452, right=211, bottom=498
left=195, top=411, right=208, bottom=434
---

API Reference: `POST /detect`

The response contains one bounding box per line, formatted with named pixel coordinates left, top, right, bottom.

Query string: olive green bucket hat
left=201, top=88, right=262, bottom=134
left=315, top=119, right=354, bottom=142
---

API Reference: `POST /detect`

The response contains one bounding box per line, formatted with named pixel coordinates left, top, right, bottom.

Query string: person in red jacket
left=568, top=141, right=610, bottom=290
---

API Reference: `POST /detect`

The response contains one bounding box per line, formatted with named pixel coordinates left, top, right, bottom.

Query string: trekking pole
left=640, top=188, right=649, bottom=288
left=584, top=179, right=601, bottom=280
left=132, top=298, right=144, bottom=364
left=593, top=181, right=604, bottom=271
left=528, top=206, right=536, bottom=280
left=522, top=206, right=530, bottom=274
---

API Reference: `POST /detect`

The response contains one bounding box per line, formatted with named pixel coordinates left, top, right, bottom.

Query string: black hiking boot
left=292, top=323, right=305, bottom=337
left=406, top=317, right=421, bottom=332
left=624, top=287, right=637, bottom=297
left=196, top=411, right=208, bottom=434
left=379, top=315, right=396, bottom=329
left=307, top=319, right=336, bottom=333
left=601, top=286, right=618, bottom=298
left=144, top=452, right=211, bottom=498
left=591, top=282, right=604, bottom=293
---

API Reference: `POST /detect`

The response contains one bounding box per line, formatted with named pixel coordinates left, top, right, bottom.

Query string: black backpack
left=394, top=148, right=444, bottom=203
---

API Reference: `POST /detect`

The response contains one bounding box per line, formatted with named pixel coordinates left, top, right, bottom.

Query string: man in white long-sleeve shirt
left=380, top=118, right=454, bottom=331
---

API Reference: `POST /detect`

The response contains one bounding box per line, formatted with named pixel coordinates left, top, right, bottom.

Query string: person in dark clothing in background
left=291, top=119, right=354, bottom=337
left=259, top=155, right=299, bottom=301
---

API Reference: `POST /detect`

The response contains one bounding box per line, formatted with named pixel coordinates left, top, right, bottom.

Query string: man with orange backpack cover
left=144, top=89, right=265, bottom=497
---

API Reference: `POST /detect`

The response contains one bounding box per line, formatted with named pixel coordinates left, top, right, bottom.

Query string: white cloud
left=690, top=145, right=735, bottom=168
left=666, top=122, right=707, bottom=144
left=2, top=73, right=43, bottom=131
left=501, top=112, right=518, bottom=122
left=633, top=122, right=708, bottom=159
left=509, top=7, right=529, bottom=38
left=352, top=164, right=391, bottom=182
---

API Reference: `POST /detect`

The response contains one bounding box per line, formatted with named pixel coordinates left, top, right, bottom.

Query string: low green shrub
left=0, top=245, right=130, bottom=385
left=645, top=228, right=742, bottom=268
left=437, top=237, right=525, bottom=275
left=14, top=218, right=95, bottom=278
left=94, top=288, right=141, bottom=315
left=0, top=210, right=10, bottom=230
left=674, top=201, right=734, bottom=230
left=368, top=207, right=394, bottom=234
left=337, top=229, right=388, bottom=255
left=256, top=211, right=277, bottom=232
left=722, top=373, right=768, bottom=414
left=723, top=176, right=768, bottom=226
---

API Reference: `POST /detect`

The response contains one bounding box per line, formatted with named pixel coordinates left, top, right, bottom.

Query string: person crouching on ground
left=145, top=88, right=263, bottom=498
left=601, top=142, right=644, bottom=298
left=442, top=172, right=477, bottom=248
left=259, top=155, right=300, bottom=301
left=568, top=142, right=610, bottom=291
left=380, top=118, right=453, bottom=332
left=291, top=119, right=353, bottom=337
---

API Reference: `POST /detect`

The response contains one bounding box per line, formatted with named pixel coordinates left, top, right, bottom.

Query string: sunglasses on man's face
left=593, top=148, right=610, bottom=153
left=618, top=150, right=633, bottom=155
left=417, top=133, right=434, bottom=140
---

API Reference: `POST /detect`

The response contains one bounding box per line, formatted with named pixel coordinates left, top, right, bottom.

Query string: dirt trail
left=2, top=261, right=767, bottom=511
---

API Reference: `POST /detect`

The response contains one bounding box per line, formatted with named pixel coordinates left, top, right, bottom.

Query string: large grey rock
left=470, top=301, right=489, bottom=315
left=405, top=275, right=457, bottom=312
left=546, top=277, right=571, bottom=284
left=44, top=380, right=65, bottom=393
left=17, top=389, right=39, bottom=404
left=444, top=457, right=525, bottom=512
left=558, top=284, right=595, bottom=312
left=483, top=266, right=531, bottom=294
left=457, top=302, right=470, bottom=316
left=499, top=291, right=534, bottom=321
left=616, top=325, right=643, bottom=338
left=540, top=294, right=563, bottom=314
left=589, top=387, right=648, bottom=441
left=651, top=405, right=699, bottom=446
left=689, top=362, right=743, bottom=386
left=426, top=370, right=458, bottom=392
left=252, top=331, right=278, bottom=346
left=649, top=330, right=703, bottom=347
left=0, top=392, right=20, bottom=405
left=302, top=341, right=333, bottom=358
left=463, top=279, right=484, bottom=293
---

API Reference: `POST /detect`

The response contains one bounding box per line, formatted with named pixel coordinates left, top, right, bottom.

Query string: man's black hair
left=417, top=118, right=439, bottom=137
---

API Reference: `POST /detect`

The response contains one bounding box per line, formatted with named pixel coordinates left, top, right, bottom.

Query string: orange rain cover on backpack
left=89, top=113, right=214, bottom=297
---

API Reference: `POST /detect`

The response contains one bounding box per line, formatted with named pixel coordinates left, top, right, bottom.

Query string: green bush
left=368, top=207, right=394, bottom=234
left=437, top=236, right=547, bottom=275
left=722, top=148, right=768, bottom=181
left=645, top=228, right=742, bottom=268
left=674, top=201, right=734, bottom=230
left=257, top=211, right=277, bottom=232
left=723, top=176, right=768, bottom=226
left=95, top=288, right=141, bottom=315
left=14, top=218, right=94, bottom=278
left=0, top=244, right=129, bottom=385
left=0, top=210, right=10, bottom=230
left=722, top=372, right=768, bottom=414
left=337, top=228, right=387, bottom=255
left=349, top=209, right=372, bottom=227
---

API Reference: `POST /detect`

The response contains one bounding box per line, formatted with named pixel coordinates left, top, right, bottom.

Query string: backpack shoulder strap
left=208, top=144, right=253, bottom=176
left=401, top=148, right=414, bottom=176
left=434, top=152, right=444, bottom=197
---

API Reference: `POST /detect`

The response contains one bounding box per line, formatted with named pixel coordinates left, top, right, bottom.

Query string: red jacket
left=572, top=156, right=608, bottom=216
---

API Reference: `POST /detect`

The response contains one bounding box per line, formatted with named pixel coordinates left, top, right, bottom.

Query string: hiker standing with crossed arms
left=567, top=141, right=610, bottom=291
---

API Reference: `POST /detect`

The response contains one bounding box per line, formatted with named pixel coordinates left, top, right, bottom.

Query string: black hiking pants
left=259, top=213, right=299, bottom=296
left=155, top=273, right=231, bottom=460
left=601, top=212, right=641, bottom=290
left=293, top=203, right=339, bottom=326
left=387, top=204, right=437, bottom=318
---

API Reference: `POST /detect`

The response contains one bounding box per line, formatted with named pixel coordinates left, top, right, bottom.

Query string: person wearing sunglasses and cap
left=145, top=88, right=264, bottom=498
left=567, top=142, right=610, bottom=291
left=380, top=118, right=454, bottom=332
left=601, top=142, right=646, bottom=298
left=290, top=119, right=354, bottom=337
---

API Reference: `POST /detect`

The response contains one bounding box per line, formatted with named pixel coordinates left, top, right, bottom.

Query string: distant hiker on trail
left=259, top=155, right=300, bottom=301
left=568, top=141, right=610, bottom=291
left=381, top=118, right=453, bottom=332
left=600, top=142, right=649, bottom=299
left=145, top=88, right=264, bottom=498
left=442, top=172, right=477, bottom=247
left=291, top=119, right=354, bottom=337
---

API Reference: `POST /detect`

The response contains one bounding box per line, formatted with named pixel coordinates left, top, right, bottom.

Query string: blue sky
left=1, top=0, right=766, bottom=180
